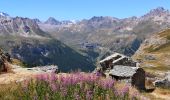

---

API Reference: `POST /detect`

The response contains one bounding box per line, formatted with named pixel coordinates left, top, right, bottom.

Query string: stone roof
left=112, top=56, right=126, bottom=64
left=100, top=52, right=126, bottom=63
left=109, top=65, right=139, bottom=77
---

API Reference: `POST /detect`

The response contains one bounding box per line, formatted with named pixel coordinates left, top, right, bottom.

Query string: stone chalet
left=98, top=53, right=145, bottom=90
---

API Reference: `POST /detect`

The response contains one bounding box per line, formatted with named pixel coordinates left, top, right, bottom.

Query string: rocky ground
left=0, top=64, right=59, bottom=85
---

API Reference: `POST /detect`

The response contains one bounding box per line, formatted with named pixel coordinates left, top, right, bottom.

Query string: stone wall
left=131, top=68, right=145, bottom=90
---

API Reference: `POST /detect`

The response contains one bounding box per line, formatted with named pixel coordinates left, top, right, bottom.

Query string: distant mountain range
left=37, top=7, right=170, bottom=60
left=0, top=7, right=170, bottom=71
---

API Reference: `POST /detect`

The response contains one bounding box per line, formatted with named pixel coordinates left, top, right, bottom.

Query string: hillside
left=133, top=29, right=170, bottom=72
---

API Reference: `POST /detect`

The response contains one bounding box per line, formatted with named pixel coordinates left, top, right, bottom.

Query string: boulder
left=0, top=49, right=11, bottom=72
left=36, top=65, right=59, bottom=73
left=153, top=72, right=170, bottom=87
left=144, top=55, right=156, bottom=60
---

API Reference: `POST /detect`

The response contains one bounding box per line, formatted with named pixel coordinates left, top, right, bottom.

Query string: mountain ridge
left=38, top=7, right=170, bottom=62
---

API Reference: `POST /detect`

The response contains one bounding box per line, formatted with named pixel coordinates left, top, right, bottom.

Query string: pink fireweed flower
left=61, top=76, right=74, bottom=86
left=60, top=87, right=67, bottom=97
left=120, top=84, right=129, bottom=96
left=86, top=90, right=93, bottom=100
left=49, top=73, right=57, bottom=82
left=113, top=84, right=129, bottom=97
left=36, top=74, right=49, bottom=81
left=112, top=84, right=130, bottom=98
left=96, top=71, right=102, bottom=77
left=36, top=74, right=43, bottom=80
left=77, top=73, right=84, bottom=81
left=59, top=76, right=65, bottom=83
left=74, top=92, right=81, bottom=100
left=98, top=78, right=115, bottom=89
left=85, top=74, right=98, bottom=83
left=114, top=89, right=118, bottom=97
left=50, top=83, right=58, bottom=92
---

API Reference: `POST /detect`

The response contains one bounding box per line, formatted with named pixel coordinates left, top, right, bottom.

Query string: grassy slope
left=133, top=29, right=170, bottom=72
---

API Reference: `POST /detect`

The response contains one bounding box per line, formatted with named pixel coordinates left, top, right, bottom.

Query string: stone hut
left=98, top=52, right=145, bottom=90
left=109, top=65, right=145, bottom=90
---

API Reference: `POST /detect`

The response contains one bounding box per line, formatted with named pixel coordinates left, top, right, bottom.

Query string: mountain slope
left=133, top=29, right=170, bottom=72
left=0, top=13, right=95, bottom=72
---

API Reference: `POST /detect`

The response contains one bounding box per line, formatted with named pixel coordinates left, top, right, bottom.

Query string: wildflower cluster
left=13, top=72, right=141, bottom=100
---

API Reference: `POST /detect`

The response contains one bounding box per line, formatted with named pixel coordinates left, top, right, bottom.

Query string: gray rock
left=153, top=72, right=170, bottom=87
left=36, top=65, right=59, bottom=73
left=144, top=55, right=156, bottom=60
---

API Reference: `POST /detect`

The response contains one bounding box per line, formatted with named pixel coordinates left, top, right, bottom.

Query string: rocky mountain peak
left=142, top=7, right=169, bottom=18
left=45, top=17, right=61, bottom=25
left=152, top=7, right=166, bottom=12
left=89, top=16, right=118, bottom=22
left=150, top=7, right=168, bottom=15
left=33, top=18, right=41, bottom=24
left=0, top=12, right=9, bottom=17
left=0, top=16, right=48, bottom=37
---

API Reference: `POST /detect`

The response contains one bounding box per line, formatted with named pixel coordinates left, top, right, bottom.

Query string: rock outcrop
left=0, top=48, right=11, bottom=72
left=153, top=72, right=170, bottom=87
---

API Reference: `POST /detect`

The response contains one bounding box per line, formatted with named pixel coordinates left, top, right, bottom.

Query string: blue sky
left=0, top=0, right=170, bottom=21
